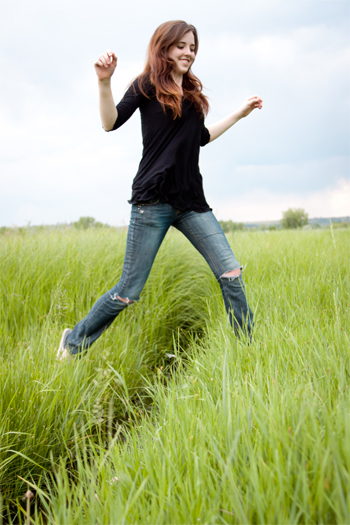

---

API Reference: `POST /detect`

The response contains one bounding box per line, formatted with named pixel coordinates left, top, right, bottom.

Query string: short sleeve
left=106, top=80, right=143, bottom=132
left=200, top=125, right=211, bottom=146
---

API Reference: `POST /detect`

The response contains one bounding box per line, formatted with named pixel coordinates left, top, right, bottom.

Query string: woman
left=57, top=20, right=263, bottom=360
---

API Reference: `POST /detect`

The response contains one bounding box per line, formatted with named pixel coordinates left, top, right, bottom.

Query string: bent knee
left=222, top=268, right=241, bottom=278
left=220, top=267, right=243, bottom=282
left=110, top=292, right=135, bottom=304
left=117, top=295, right=134, bottom=305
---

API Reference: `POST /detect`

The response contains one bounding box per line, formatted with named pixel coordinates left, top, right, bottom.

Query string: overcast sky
left=0, top=0, right=349, bottom=226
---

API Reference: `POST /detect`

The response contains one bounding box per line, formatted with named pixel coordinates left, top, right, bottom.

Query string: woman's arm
left=207, top=95, right=263, bottom=143
left=94, top=50, right=118, bottom=131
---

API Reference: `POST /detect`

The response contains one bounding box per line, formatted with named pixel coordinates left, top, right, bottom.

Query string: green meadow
left=0, top=227, right=349, bottom=524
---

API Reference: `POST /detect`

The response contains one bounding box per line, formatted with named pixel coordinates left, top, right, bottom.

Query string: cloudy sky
left=1, top=0, right=349, bottom=226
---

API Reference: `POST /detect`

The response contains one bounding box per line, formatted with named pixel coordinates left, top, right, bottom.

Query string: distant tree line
left=329, top=221, right=349, bottom=229
left=0, top=212, right=348, bottom=236
left=218, top=220, right=245, bottom=233
left=219, top=208, right=350, bottom=232
left=72, top=216, right=109, bottom=230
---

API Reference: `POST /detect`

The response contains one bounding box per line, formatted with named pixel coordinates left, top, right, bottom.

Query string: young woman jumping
left=57, top=20, right=263, bottom=360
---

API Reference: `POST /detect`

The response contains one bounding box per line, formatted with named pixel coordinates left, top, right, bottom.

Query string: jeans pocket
left=132, top=200, right=161, bottom=223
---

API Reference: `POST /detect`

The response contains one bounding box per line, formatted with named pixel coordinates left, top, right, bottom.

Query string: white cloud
left=212, top=177, right=350, bottom=222
left=0, top=0, right=349, bottom=226
left=202, top=156, right=349, bottom=200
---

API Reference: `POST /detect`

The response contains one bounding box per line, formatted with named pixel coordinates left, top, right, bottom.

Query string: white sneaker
left=57, top=328, right=72, bottom=361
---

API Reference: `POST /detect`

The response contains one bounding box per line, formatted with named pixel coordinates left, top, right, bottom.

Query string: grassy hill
left=1, top=227, right=349, bottom=523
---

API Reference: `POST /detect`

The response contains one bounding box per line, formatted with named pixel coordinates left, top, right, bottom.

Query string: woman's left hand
left=238, top=96, right=263, bottom=118
left=207, top=95, right=263, bottom=142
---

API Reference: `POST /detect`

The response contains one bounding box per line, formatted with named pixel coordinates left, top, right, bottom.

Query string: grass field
left=0, top=227, right=349, bottom=524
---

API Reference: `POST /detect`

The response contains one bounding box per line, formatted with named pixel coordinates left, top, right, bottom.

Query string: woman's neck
left=171, top=72, right=183, bottom=94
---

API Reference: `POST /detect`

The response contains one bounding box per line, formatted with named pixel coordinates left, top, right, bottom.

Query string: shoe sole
left=57, top=328, right=72, bottom=360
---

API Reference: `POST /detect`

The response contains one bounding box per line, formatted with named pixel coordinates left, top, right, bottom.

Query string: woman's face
left=168, top=31, right=196, bottom=76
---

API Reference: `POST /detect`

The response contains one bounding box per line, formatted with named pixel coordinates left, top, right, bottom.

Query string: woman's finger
left=95, top=50, right=117, bottom=68
left=102, top=53, right=112, bottom=67
left=248, top=95, right=262, bottom=103
left=96, top=55, right=108, bottom=67
left=106, top=49, right=116, bottom=62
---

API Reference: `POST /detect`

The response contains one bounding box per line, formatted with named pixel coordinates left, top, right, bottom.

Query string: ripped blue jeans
left=66, top=203, right=253, bottom=355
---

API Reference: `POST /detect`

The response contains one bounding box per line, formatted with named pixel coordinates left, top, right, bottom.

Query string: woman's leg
left=65, top=203, right=175, bottom=355
left=173, top=209, right=253, bottom=335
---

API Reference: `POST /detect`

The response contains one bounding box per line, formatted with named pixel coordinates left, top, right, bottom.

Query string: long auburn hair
left=138, top=20, right=209, bottom=119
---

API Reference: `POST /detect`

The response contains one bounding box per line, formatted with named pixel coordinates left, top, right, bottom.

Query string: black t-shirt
left=109, top=78, right=211, bottom=212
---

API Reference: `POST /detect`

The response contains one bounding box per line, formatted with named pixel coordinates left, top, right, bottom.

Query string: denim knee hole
left=220, top=266, right=243, bottom=281
left=110, top=293, right=134, bottom=305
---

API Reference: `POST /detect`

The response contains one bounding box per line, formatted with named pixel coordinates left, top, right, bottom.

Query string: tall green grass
left=0, top=228, right=349, bottom=523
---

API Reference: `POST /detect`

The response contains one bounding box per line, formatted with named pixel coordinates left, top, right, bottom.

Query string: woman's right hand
left=94, top=50, right=117, bottom=81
